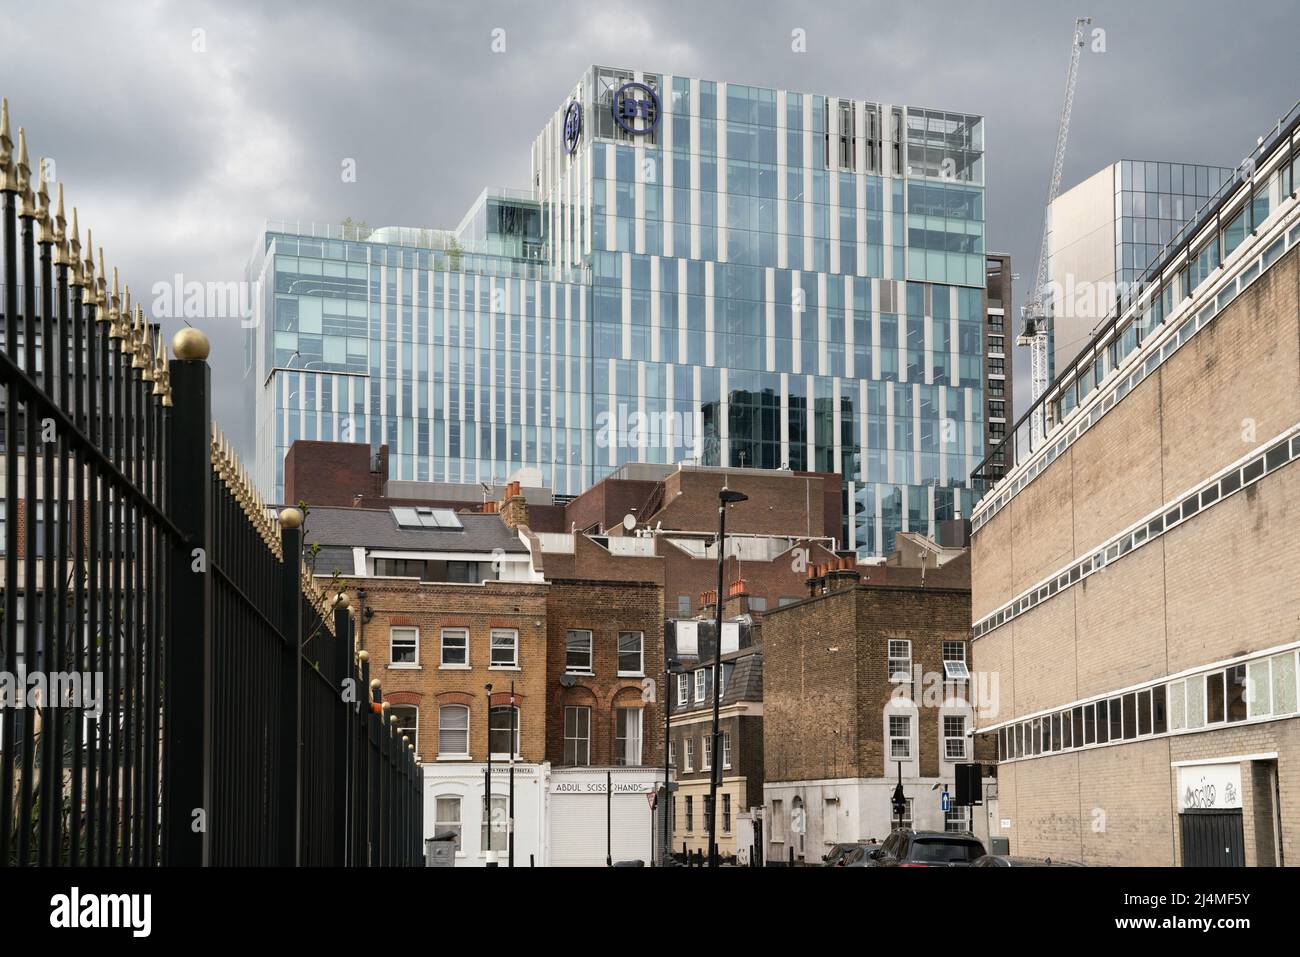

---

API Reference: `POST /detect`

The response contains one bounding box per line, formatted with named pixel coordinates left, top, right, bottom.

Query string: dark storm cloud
left=2, top=0, right=1295, bottom=461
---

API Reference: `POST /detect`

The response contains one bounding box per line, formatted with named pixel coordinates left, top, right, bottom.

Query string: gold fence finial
left=68, top=207, right=82, bottom=284
left=15, top=127, right=33, bottom=216
left=160, top=343, right=173, bottom=407
left=52, top=183, right=66, bottom=264
left=35, top=162, right=51, bottom=237
left=138, top=307, right=154, bottom=377
left=152, top=332, right=167, bottom=394
left=0, top=97, right=12, bottom=192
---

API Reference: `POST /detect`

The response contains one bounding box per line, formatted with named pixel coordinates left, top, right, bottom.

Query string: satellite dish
left=559, top=674, right=577, bottom=688
left=622, top=513, right=636, bottom=531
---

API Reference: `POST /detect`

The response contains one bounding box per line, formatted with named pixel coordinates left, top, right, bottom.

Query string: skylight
left=391, top=506, right=463, bottom=530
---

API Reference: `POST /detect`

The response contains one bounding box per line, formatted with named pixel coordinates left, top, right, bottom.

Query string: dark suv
left=859, top=830, right=986, bottom=867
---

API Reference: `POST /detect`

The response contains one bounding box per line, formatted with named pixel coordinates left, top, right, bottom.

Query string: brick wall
left=545, top=578, right=664, bottom=768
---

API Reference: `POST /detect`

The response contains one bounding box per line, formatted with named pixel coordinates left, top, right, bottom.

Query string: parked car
left=858, top=830, right=986, bottom=867
left=971, top=854, right=1083, bottom=867
left=822, top=842, right=871, bottom=867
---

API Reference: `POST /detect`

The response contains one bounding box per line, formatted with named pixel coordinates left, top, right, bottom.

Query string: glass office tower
left=247, top=66, right=987, bottom=556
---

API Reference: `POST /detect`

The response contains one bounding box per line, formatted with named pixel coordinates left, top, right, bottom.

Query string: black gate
left=0, top=97, right=421, bottom=867
left=1179, top=810, right=1245, bottom=867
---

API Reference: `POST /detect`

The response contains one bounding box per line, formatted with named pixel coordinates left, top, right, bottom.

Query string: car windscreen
left=911, top=839, right=983, bottom=863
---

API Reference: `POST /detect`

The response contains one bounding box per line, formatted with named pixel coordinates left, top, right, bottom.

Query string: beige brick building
left=970, top=125, right=1300, bottom=866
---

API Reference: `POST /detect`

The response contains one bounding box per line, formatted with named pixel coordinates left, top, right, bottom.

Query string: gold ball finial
left=278, top=506, right=303, bottom=529
left=357, top=649, right=369, bottom=662
left=334, top=591, right=350, bottom=610
left=172, top=325, right=210, bottom=361
left=368, top=677, right=380, bottom=691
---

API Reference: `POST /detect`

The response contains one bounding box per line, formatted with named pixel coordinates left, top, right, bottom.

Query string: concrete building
left=982, top=253, right=1012, bottom=481
left=971, top=113, right=1300, bottom=865
left=1044, top=159, right=1232, bottom=381
left=760, top=538, right=993, bottom=864
left=248, top=66, right=992, bottom=557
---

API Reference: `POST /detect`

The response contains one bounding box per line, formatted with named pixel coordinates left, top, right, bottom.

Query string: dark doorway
left=1180, top=809, right=1245, bottom=867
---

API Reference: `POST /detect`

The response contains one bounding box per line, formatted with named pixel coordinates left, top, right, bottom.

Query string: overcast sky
left=4, top=0, right=1296, bottom=461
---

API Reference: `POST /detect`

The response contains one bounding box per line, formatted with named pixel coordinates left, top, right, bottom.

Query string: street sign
left=647, top=792, right=657, bottom=810
left=941, top=790, right=950, bottom=812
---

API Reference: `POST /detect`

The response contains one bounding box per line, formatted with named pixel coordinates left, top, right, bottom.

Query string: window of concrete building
left=564, top=706, right=590, bottom=766
left=1207, top=671, right=1226, bottom=724
left=677, top=594, right=691, bottom=617
left=565, top=630, right=593, bottom=673
left=704, top=795, right=714, bottom=834
left=686, top=795, right=694, bottom=832
left=1136, top=690, right=1151, bottom=735
left=1152, top=686, right=1168, bottom=734
left=438, top=705, right=469, bottom=758
left=668, top=740, right=675, bottom=770
left=440, top=628, right=468, bottom=667
left=618, top=632, right=644, bottom=676
left=1061, top=710, right=1072, bottom=749
left=435, top=796, right=462, bottom=852
left=889, top=715, right=911, bottom=759
left=1273, top=653, right=1298, bottom=714
left=615, top=707, right=643, bottom=766
left=724, top=794, right=732, bottom=833
left=489, top=629, right=518, bottom=669
left=778, top=596, right=801, bottom=607
left=722, top=732, right=733, bottom=768
left=390, top=626, right=419, bottom=666
left=695, top=669, right=707, bottom=702
left=677, top=675, right=689, bottom=706
left=1121, top=694, right=1137, bottom=740
left=748, top=596, right=768, bottom=612
left=1082, top=704, right=1095, bottom=745
left=685, top=739, right=694, bottom=772
left=1095, top=701, right=1109, bottom=744
left=1170, top=681, right=1186, bottom=731
left=944, top=805, right=968, bottom=833
left=1227, top=665, right=1248, bottom=722
left=702, top=734, right=712, bottom=770
left=1186, top=677, right=1206, bottom=729
left=1108, top=697, right=1122, bottom=740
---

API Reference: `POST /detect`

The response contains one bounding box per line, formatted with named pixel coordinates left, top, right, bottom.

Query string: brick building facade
left=761, top=557, right=992, bottom=863
left=971, top=149, right=1300, bottom=865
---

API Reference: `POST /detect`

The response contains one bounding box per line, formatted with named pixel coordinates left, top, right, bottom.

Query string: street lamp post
left=662, top=645, right=680, bottom=867
left=509, top=680, right=516, bottom=868
left=708, top=486, right=747, bottom=868
left=484, top=682, right=495, bottom=867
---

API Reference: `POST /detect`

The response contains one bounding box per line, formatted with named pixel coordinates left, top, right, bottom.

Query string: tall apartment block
left=246, top=66, right=990, bottom=556
left=971, top=111, right=1300, bottom=865
left=982, top=252, right=1012, bottom=481
left=1046, top=160, right=1232, bottom=380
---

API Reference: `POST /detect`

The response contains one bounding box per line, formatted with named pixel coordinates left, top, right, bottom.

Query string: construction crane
left=1018, top=16, right=1092, bottom=447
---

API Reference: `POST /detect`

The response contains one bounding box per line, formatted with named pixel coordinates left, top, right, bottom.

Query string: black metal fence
left=0, top=97, right=422, bottom=866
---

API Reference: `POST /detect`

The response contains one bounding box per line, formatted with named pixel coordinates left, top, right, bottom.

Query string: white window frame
left=437, top=704, right=470, bottom=759
left=943, top=714, right=966, bottom=760
left=389, top=626, right=419, bottom=668
left=722, top=731, right=732, bottom=769
left=888, top=640, right=912, bottom=683
left=434, top=795, right=463, bottom=853
left=668, top=739, right=676, bottom=770
left=694, top=668, right=707, bottom=702
left=440, top=628, right=470, bottom=669
left=677, top=674, right=689, bottom=706
left=565, top=629, right=594, bottom=674
left=615, top=707, right=643, bottom=766
left=489, top=628, right=519, bottom=669
left=684, top=738, right=694, bottom=772
left=489, top=704, right=521, bottom=760
left=942, top=640, right=970, bottom=680
left=702, top=734, right=712, bottom=770
left=617, top=631, right=645, bottom=677
left=391, top=703, right=419, bottom=757
left=888, top=714, right=912, bottom=760
left=944, top=804, right=969, bottom=833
